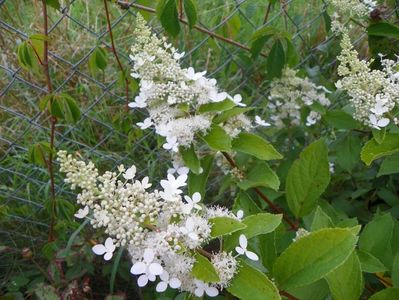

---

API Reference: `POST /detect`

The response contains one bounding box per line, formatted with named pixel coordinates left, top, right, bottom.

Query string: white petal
left=149, top=263, right=163, bottom=275
left=206, top=287, right=219, bottom=297
left=246, top=250, right=259, bottom=261
left=194, top=288, right=204, bottom=297
left=180, top=227, right=188, bottom=234
left=137, top=275, right=149, bottom=287
left=92, top=244, right=106, bottom=255
left=186, top=217, right=194, bottom=231
left=169, top=278, right=181, bottom=289
left=74, top=206, right=89, bottom=219
left=160, top=271, right=169, bottom=281
left=378, top=118, right=390, bottom=127
left=143, top=248, right=154, bottom=263
left=105, top=238, right=115, bottom=252
left=189, top=232, right=199, bottom=241
left=235, top=246, right=245, bottom=255
left=148, top=273, right=156, bottom=282
left=130, top=262, right=146, bottom=275
left=104, top=251, right=113, bottom=261
left=192, top=192, right=201, bottom=203
left=156, top=281, right=168, bottom=292
left=236, top=210, right=244, bottom=219
left=239, top=234, right=248, bottom=249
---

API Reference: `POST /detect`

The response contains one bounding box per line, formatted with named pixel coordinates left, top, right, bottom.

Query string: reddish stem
left=104, top=0, right=129, bottom=112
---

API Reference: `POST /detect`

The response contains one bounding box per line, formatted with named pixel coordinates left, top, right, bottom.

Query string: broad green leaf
left=323, top=110, right=360, bottom=130
left=325, top=252, right=363, bottom=300
left=17, top=41, right=40, bottom=74
left=224, top=213, right=282, bottom=251
left=368, top=22, right=399, bottom=39
left=34, top=283, right=59, bottom=300
left=209, top=217, right=246, bottom=237
left=250, top=26, right=277, bottom=58
left=232, top=132, right=282, bottom=161
left=60, top=94, right=81, bottom=123
left=29, top=35, right=45, bottom=62
left=180, top=144, right=201, bottom=174
left=237, top=161, right=280, bottom=191
left=359, top=213, right=395, bottom=268
left=378, top=153, right=399, bottom=177
left=191, top=253, right=219, bottom=282
left=202, top=125, right=231, bottom=151
left=392, top=253, right=399, bottom=287
left=227, top=261, right=281, bottom=300
left=273, top=228, right=358, bottom=290
left=361, top=133, right=399, bottom=166
left=369, top=288, right=399, bottom=300
left=39, top=94, right=53, bottom=112
left=233, top=191, right=262, bottom=216
left=285, top=139, right=330, bottom=217
left=198, top=99, right=235, bottom=113
left=89, top=47, right=107, bottom=75
left=357, top=250, right=388, bottom=273
left=28, top=142, right=53, bottom=167
left=156, top=0, right=180, bottom=37
left=286, top=38, right=299, bottom=67
left=336, top=133, right=361, bottom=173
left=372, top=128, right=386, bottom=144
left=267, top=39, right=285, bottom=79
left=213, top=107, right=254, bottom=124
left=45, top=0, right=60, bottom=10
left=183, top=0, right=197, bottom=29
left=310, top=206, right=333, bottom=231
left=188, top=154, right=213, bottom=197
left=287, top=280, right=330, bottom=300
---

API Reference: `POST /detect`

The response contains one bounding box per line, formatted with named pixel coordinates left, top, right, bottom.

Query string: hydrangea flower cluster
left=336, top=33, right=399, bottom=129
left=128, top=15, right=262, bottom=153
left=329, top=0, right=376, bottom=32
left=58, top=151, right=260, bottom=297
left=267, top=68, right=331, bottom=127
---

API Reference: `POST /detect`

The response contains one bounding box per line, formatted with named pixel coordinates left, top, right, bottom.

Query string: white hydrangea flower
left=156, top=271, right=181, bottom=292
left=92, top=238, right=116, bottom=261
left=254, top=115, right=271, bottom=127
left=160, top=173, right=187, bottom=201
left=137, top=118, right=153, bottom=130
left=123, top=165, right=136, bottom=180
left=194, top=280, right=219, bottom=297
left=182, top=192, right=202, bottom=214
left=130, top=249, right=163, bottom=287
left=235, top=234, right=259, bottom=261
left=74, top=205, right=89, bottom=219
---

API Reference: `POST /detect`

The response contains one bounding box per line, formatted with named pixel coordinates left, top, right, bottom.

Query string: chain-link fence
left=0, top=0, right=369, bottom=279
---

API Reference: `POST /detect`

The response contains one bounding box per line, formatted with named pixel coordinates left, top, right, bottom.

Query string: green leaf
left=201, top=125, right=231, bottom=151
left=359, top=213, right=395, bottom=268
left=45, top=0, right=61, bottom=10
left=325, top=252, right=363, bottom=300
left=39, top=94, right=53, bottom=112
left=357, top=250, right=388, bottom=273
left=273, top=228, right=358, bottom=290
left=183, top=0, right=197, bottom=29
left=191, top=252, right=219, bottom=282
left=213, top=107, right=254, bottom=124
left=198, top=99, right=236, bottom=113
left=232, top=132, right=282, bottom=161
left=336, top=133, right=361, bottom=173
left=237, top=161, right=280, bottom=191
left=392, top=253, right=399, bottom=287
left=323, top=110, right=361, bottom=130
left=310, top=206, right=333, bottom=231
left=361, top=133, right=399, bottom=166
left=285, top=38, right=299, bottom=67
left=89, top=47, right=107, bottom=75
left=368, top=22, right=399, bottom=39
left=60, top=93, right=81, bottom=123
left=28, top=142, right=53, bottom=167
left=209, top=217, right=247, bottom=238
left=224, top=213, right=282, bottom=251
left=180, top=144, right=201, bottom=174
left=372, top=127, right=386, bottom=144
left=34, top=283, right=60, bottom=300
left=250, top=26, right=277, bottom=58
left=369, top=288, right=399, bottom=300
left=227, top=261, right=281, bottom=300
left=156, top=0, right=180, bottom=37
left=378, top=153, right=399, bottom=177
left=267, top=39, right=285, bottom=79
left=285, top=139, right=330, bottom=217
left=188, top=154, right=214, bottom=197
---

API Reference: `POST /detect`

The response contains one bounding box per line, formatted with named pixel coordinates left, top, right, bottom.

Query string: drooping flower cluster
left=329, top=0, right=376, bottom=33
left=336, top=33, right=399, bottom=129
left=129, top=15, right=261, bottom=152
left=267, top=68, right=331, bottom=128
left=58, top=151, right=259, bottom=297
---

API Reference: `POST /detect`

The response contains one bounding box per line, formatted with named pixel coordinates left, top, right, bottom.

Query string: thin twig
left=263, top=2, right=272, bottom=24
left=280, top=290, right=300, bottom=300
left=116, top=1, right=267, bottom=58
left=104, top=0, right=130, bottom=112
left=221, top=152, right=298, bottom=231
left=41, top=0, right=57, bottom=242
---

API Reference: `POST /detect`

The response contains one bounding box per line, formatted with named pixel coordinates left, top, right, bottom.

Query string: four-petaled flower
left=235, top=234, right=259, bottom=261
left=156, top=271, right=181, bottom=292
left=130, top=249, right=164, bottom=287
left=92, top=237, right=116, bottom=261
left=137, top=118, right=153, bottom=130
left=369, top=114, right=390, bottom=130
left=255, top=115, right=271, bottom=127
left=209, top=91, right=228, bottom=103
left=180, top=217, right=199, bottom=241
left=194, top=279, right=219, bottom=297
left=123, top=165, right=136, bottom=180
left=173, top=51, right=185, bottom=60
left=163, top=136, right=179, bottom=152
left=160, top=173, right=187, bottom=200
left=74, top=206, right=89, bottom=219
left=185, top=67, right=206, bottom=81
left=230, top=94, right=246, bottom=107
left=182, top=192, right=202, bottom=214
